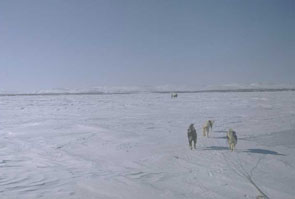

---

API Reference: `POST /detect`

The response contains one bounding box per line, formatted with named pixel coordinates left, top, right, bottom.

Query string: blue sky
left=0, top=0, right=294, bottom=91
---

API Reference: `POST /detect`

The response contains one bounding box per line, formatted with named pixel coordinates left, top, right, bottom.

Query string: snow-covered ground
left=0, top=91, right=295, bottom=199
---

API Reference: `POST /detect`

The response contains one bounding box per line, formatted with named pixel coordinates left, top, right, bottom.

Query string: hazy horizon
left=1, top=0, right=294, bottom=91
left=1, top=82, right=295, bottom=95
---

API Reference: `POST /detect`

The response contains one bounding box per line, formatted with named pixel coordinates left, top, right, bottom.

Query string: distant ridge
left=1, top=88, right=294, bottom=97
left=153, top=88, right=295, bottom=93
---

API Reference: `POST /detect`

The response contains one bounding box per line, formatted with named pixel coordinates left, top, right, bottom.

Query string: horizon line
left=1, top=87, right=294, bottom=97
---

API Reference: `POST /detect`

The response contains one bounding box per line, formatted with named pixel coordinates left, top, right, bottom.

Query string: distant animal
left=227, top=129, right=237, bottom=151
left=187, top=124, right=197, bottom=150
left=202, top=120, right=214, bottom=137
left=171, top=93, right=178, bottom=98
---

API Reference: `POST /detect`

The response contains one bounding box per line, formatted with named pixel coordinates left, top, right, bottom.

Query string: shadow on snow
left=210, top=136, right=227, bottom=139
left=202, top=146, right=229, bottom=151
left=201, top=146, right=285, bottom=156
left=243, top=148, right=285, bottom=156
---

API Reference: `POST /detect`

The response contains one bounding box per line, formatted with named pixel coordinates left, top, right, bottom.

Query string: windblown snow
left=0, top=91, right=295, bottom=198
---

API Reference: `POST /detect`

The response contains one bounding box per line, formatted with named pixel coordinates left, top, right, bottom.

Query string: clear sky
left=0, top=0, right=294, bottom=91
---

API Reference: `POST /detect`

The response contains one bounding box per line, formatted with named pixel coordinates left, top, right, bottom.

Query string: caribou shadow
left=244, top=148, right=285, bottom=156
left=203, top=146, right=229, bottom=151
left=211, top=136, right=227, bottom=139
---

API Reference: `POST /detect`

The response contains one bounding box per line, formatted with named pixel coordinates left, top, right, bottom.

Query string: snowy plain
left=0, top=91, right=295, bottom=199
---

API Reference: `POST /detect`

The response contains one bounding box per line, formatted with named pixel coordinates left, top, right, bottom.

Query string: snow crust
left=0, top=91, right=295, bottom=198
